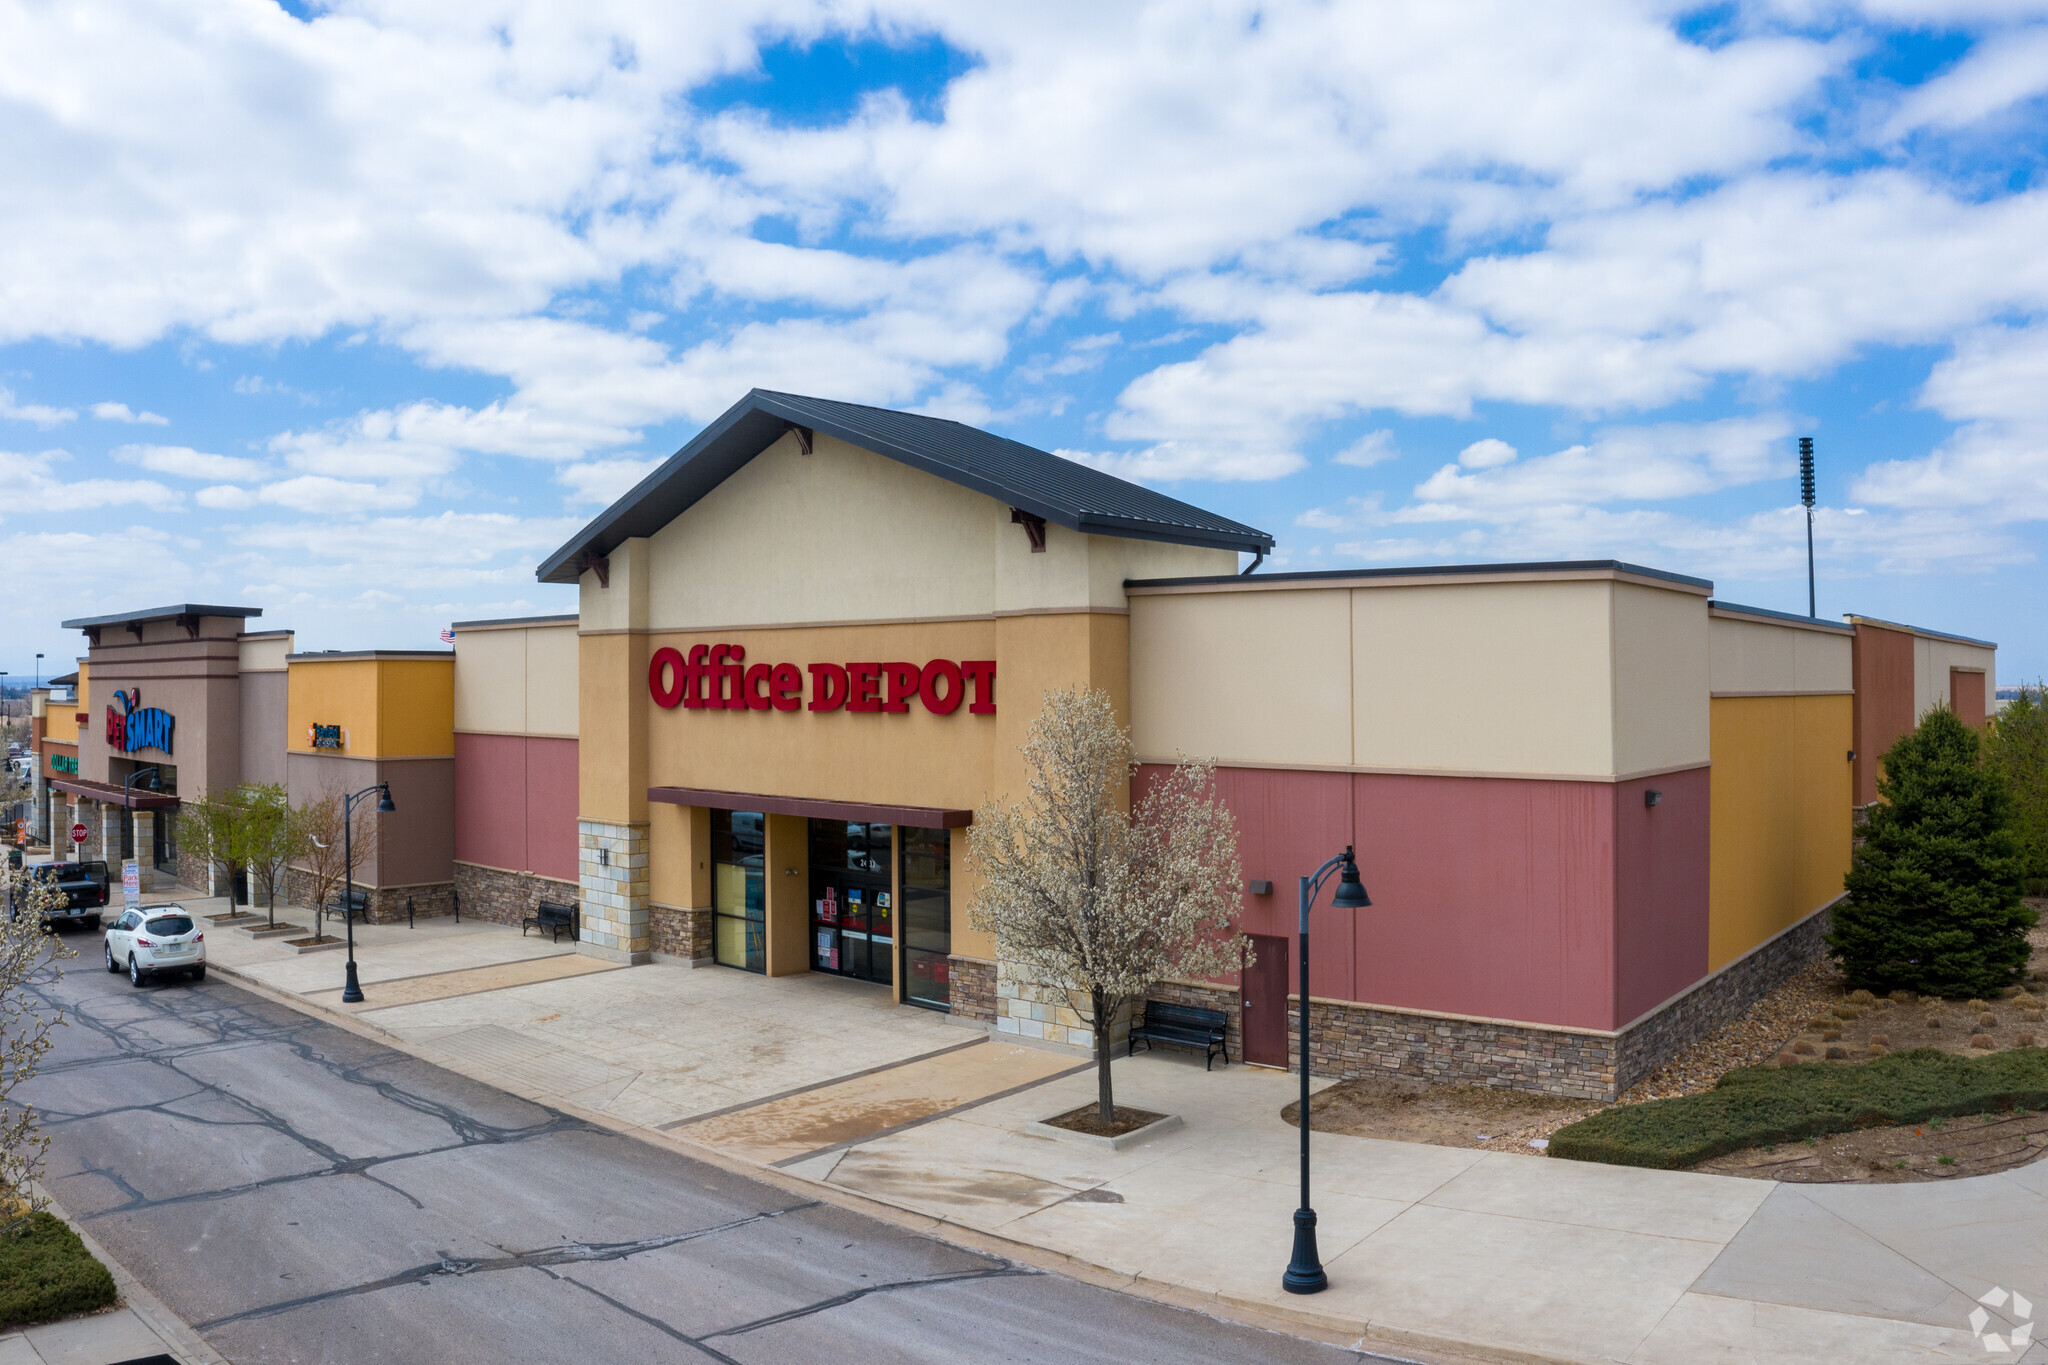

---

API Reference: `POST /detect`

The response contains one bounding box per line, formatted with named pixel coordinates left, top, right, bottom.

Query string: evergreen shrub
left=1830, top=706, right=2035, bottom=998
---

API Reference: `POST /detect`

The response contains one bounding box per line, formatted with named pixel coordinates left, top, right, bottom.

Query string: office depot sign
left=650, top=644, right=995, bottom=716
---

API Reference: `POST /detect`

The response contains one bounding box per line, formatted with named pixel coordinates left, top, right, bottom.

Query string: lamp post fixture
left=339, top=782, right=394, bottom=1004
left=1283, top=844, right=1371, bottom=1296
left=121, top=767, right=161, bottom=880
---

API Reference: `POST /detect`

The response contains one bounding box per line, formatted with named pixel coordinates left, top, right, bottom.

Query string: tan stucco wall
left=1130, top=587, right=1351, bottom=768
left=615, top=431, right=1231, bottom=632
left=237, top=633, right=294, bottom=674
left=454, top=621, right=579, bottom=737
left=1708, top=613, right=1854, bottom=696
left=1915, top=637, right=1996, bottom=717
left=1610, top=581, right=1711, bottom=778
left=1130, top=574, right=1714, bottom=780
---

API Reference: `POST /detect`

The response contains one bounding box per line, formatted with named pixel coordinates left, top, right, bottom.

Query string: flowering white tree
left=1, top=866, right=72, bottom=1230
left=969, top=687, right=1246, bottom=1126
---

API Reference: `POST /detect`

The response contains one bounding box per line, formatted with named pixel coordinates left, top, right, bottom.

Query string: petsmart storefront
left=480, top=390, right=1991, bottom=1102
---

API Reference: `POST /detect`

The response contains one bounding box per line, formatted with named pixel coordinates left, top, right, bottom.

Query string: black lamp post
left=1283, top=844, right=1371, bottom=1296
left=339, top=782, right=395, bottom=1004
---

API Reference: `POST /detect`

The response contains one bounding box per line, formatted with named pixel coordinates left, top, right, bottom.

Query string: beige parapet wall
left=1707, top=607, right=1853, bottom=696
left=1127, top=566, right=1712, bottom=781
left=452, top=615, right=579, bottom=738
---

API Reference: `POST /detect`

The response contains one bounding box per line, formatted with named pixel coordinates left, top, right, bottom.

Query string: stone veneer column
left=578, top=819, right=650, bottom=964
left=49, top=790, right=66, bottom=853
left=130, top=810, right=157, bottom=890
left=29, top=771, right=48, bottom=843
left=97, top=802, right=122, bottom=866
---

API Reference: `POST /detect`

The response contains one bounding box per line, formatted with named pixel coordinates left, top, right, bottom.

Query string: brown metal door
left=1241, top=933, right=1290, bottom=1068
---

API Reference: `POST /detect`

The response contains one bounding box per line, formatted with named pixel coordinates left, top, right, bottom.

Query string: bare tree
left=968, top=687, right=1246, bottom=1126
left=0, top=866, right=72, bottom=1231
left=240, top=784, right=302, bottom=929
left=183, top=787, right=253, bottom=909
left=296, top=786, right=376, bottom=933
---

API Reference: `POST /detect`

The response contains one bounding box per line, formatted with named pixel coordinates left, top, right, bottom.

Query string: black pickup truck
left=14, top=861, right=111, bottom=929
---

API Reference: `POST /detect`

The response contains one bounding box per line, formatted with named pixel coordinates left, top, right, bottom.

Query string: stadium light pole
left=1800, top=437, right=1817, bottom=618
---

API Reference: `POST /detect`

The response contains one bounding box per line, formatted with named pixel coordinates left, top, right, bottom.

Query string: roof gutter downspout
left=1241, top=548, right=1265, bottom=576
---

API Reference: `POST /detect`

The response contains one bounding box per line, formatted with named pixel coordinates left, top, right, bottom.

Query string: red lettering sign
left=651, top=646, right=995, bottom=716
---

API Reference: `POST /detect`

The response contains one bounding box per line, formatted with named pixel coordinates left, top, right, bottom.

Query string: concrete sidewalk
left=178, top=896, right=2048, bottom=1365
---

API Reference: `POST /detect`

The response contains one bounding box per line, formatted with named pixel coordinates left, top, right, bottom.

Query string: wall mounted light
left=1644, top=790, right=1662, bottom=808
left=1847, top=750, right=1857, bottom=762
left=1247, top=879, right=1273, bottom=896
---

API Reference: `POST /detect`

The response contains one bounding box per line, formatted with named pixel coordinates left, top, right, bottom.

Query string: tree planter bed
left=1027, top=1105, right=1183, bottom=1151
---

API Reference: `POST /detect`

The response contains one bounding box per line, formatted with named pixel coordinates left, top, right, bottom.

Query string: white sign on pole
left=121, top=860, right=140, bottom=912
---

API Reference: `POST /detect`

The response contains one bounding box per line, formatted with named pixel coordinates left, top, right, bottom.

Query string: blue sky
left=4, top=1, right=2046, bottom=684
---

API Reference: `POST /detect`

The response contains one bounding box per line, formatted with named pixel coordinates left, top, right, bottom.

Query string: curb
left=30, top=1179, right=232, bottom=1365
left=200, top=963, right=1570, bottom=1365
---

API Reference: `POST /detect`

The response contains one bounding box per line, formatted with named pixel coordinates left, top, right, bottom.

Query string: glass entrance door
left=809, top=821, right=892, bottom=985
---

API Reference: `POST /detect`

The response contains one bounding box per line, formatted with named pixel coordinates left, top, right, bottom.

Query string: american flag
left=439, top=627, right=455, bottom=645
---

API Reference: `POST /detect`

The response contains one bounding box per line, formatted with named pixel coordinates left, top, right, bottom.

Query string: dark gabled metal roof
left=536, top=389, right=1274, bottom=583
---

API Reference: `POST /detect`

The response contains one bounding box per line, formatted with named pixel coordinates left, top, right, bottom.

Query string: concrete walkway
left=171, top=895, right=2048, bottom=1365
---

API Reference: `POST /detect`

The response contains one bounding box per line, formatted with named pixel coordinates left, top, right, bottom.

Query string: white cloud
left=195, top=485, right=257, bottom=510
left=1332, top=430, right=1396, bottom=468
left=1408, top=417, right=1796, bottom=517
left=1458, top=438, right=1517, bottom=469
left=0, top=449, right=181, bottom=515
left=257, top=475, right=418, bottom=514
left=0, top=388, right=75, bottom=427
left=1881, top=26, right=2048, bottom=138
left=558, top=456, right=664, bottom=505
left=92, top=401, right=169, bottom=425
left=1854, top=323, right=2048, bottom=518
left=114, top=443, right=267, bottom=482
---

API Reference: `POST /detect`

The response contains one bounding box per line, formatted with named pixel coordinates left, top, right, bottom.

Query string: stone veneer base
left=947, top=956, right=996, bottom=1025
left=1288, top=901, right=1838, bottom=1102
left=453, top=862, right=578, bottom=931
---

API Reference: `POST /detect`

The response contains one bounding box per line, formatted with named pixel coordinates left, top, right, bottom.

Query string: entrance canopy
left=51, top=776, right=179, bottom=810
left=648, top=785, right=972, bottom=829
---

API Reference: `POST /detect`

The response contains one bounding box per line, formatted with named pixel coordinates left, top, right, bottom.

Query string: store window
left=712, top=810, right=765, bottom=972
left=900, top=827, right=951, bottom=1010
left=809, top=821, right=893, bottom=984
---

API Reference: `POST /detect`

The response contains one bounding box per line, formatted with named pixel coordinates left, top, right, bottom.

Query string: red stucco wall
left=1139, top=762, right=1712, bottom=1031
left=455, top=732, right=578, bottom=883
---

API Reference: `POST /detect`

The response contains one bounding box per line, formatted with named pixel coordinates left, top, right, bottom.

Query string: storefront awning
left=648, top=786, right=972, bottom=829
left=50, top=777, right=180, bottom=810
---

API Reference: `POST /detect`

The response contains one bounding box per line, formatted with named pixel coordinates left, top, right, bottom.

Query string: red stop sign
left=70, top=823, right=88, bottom=845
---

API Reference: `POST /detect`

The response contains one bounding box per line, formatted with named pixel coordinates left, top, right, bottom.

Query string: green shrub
left=1549, top=1047, right=2048, bottom=1170
left=0, top=1213, right=117, bottom=1329
left=1986, top=684, right=2048, bottom=895
left=1830, top=706, right=2036, bottom=997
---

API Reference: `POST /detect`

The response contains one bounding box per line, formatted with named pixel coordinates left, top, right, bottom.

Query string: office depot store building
left=474, top=391, right=1995, bottom=1100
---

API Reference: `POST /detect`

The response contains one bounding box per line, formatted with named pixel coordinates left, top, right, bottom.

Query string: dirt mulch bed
left=1288, top=906, right=2048, bottom=1176
left=1283, top=1075, right=1602, bottom=1155
left=1696, top=1107, right=2048, bottom=1182
left=1043, top=1104, right=1168, bottom=1138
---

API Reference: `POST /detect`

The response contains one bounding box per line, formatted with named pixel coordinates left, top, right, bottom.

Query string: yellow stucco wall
left=46, top=664, right=81, bottom=745
left=288, top=657, right=454, bottom=758
left=1708, top=693, right=1853, bottom=969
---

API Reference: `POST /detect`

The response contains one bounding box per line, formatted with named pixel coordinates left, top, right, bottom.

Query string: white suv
left=104, top=908, right=206, bottom=986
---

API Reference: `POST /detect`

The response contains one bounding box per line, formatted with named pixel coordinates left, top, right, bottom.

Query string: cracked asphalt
left=20, top=938, right=1392, bottom=1364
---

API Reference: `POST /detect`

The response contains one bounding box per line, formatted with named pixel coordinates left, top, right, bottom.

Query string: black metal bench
left=324, top=889, right=368, bottom=928
left=1128, top=1000, right=1230, bottom=1070
left=523, top=900, right=578, bottom=943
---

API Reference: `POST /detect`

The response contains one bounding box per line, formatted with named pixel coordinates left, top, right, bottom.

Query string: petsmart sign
left=106, top=688, right=174, bottom=756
